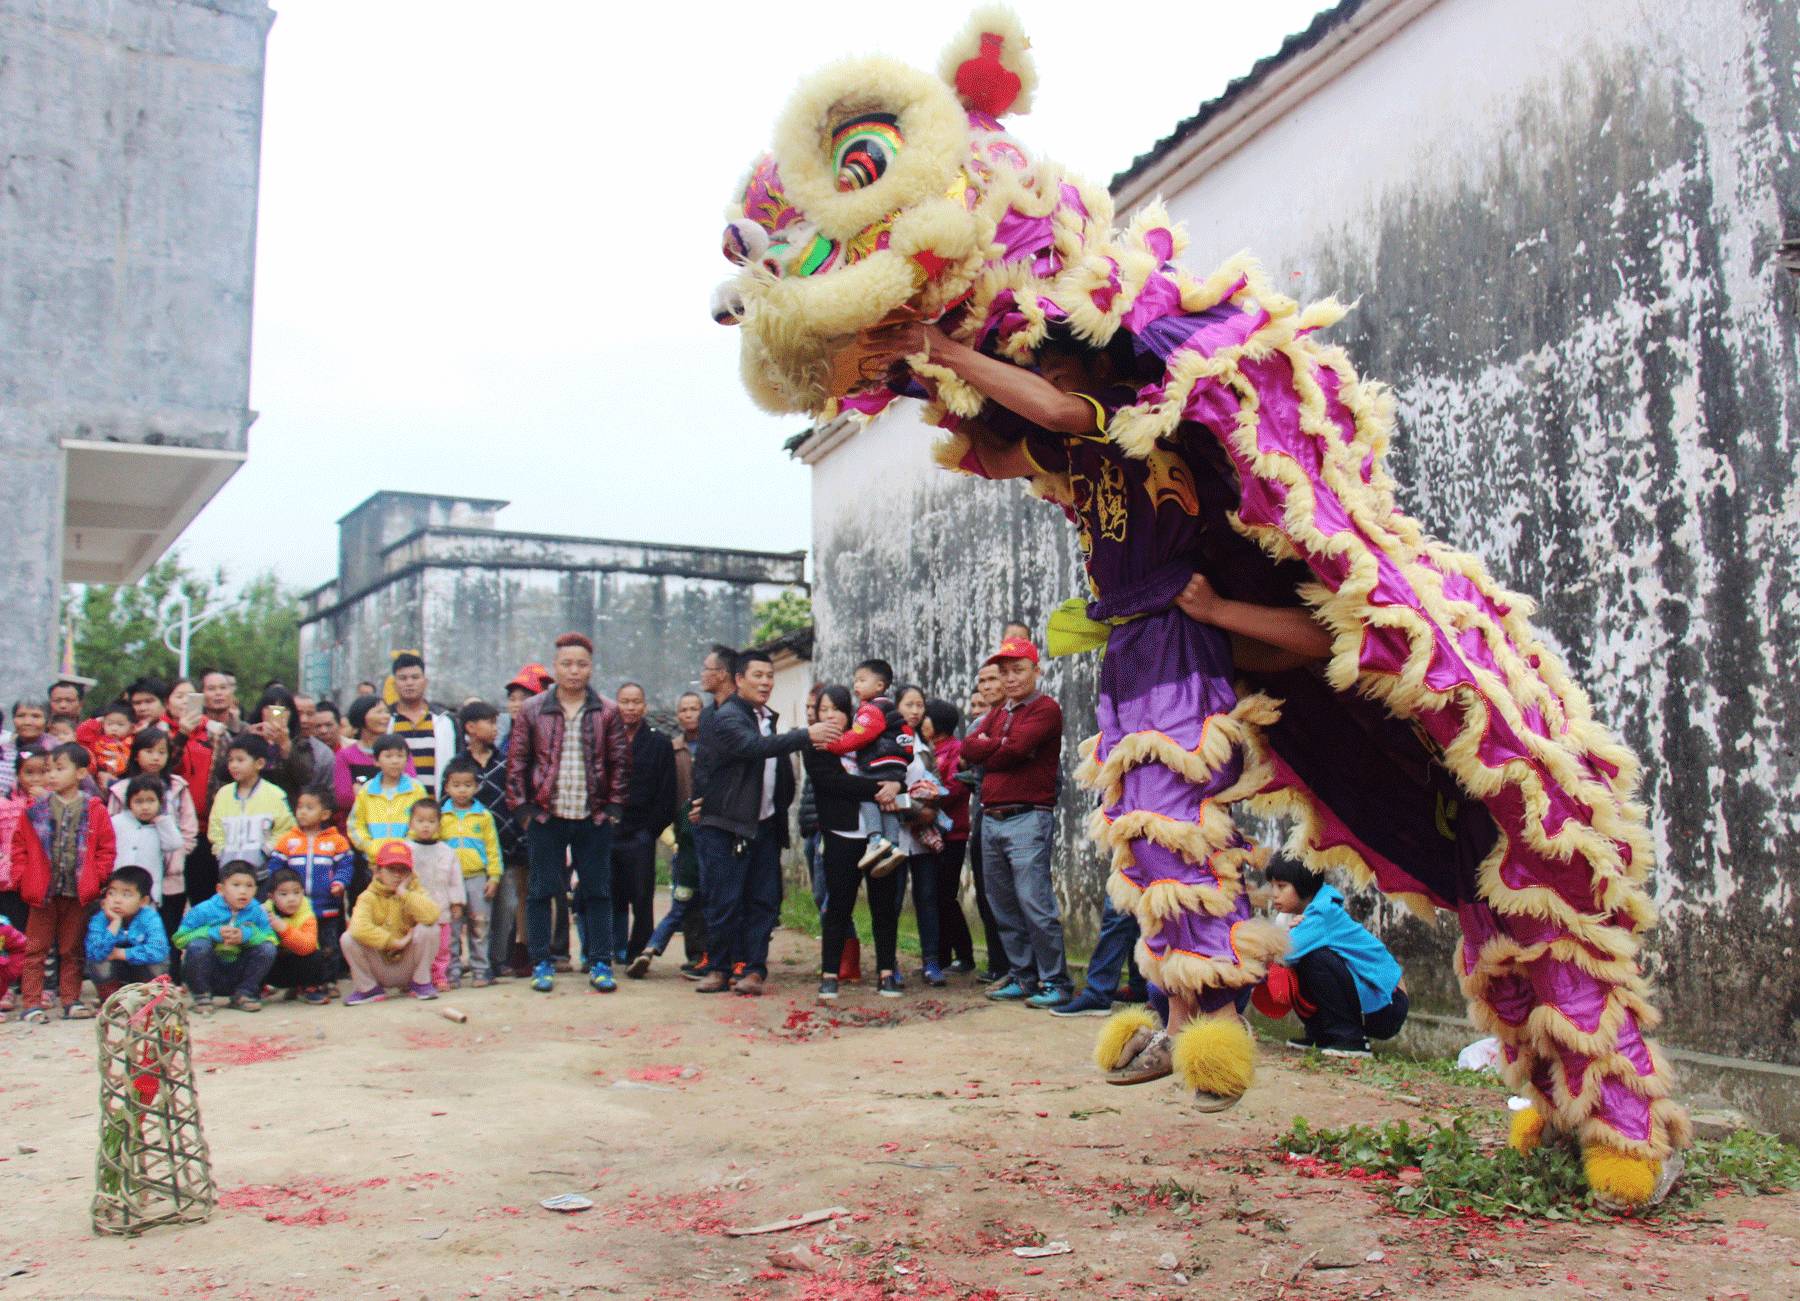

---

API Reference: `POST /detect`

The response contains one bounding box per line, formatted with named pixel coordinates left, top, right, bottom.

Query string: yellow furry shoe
left=1095, top=1007, right=1170, bottom=1084
left=1583, top=1142, right=1683, bottom=1211
left=1171, top=1015, right=1257, bottom=1113
left=1508, top=1104, right=1546, bottom=1153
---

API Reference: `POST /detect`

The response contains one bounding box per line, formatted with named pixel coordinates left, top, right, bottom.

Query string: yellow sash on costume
left=1045, top=598, right=1142, bottom=659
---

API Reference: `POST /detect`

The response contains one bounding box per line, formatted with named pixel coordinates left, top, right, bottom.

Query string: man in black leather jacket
left=690, top=649, right=839, bottom=995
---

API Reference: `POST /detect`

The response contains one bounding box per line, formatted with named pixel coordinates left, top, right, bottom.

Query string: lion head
left=713, top=7, right=1058, bottom=416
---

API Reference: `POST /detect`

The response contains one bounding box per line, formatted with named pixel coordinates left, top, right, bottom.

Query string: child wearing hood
left=264, top=867, right=327, bottom=1002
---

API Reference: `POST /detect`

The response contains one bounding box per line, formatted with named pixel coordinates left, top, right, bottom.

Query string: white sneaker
left=867, top=845, right=908, bottom=878
left=858, top=836, right=892, bottom=869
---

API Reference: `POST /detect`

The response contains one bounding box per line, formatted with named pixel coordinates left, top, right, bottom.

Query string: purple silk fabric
left=1094, top=604, right=1259, bottom=995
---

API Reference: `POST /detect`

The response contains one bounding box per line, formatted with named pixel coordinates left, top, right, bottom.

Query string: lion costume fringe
left=712, top=6, right=1688, bottom=1203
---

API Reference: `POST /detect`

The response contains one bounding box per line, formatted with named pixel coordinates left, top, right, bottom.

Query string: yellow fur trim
left=1171, top=1015, right=1256, bottom=1099
left=1132, top=916, right=1286, bottom=997
left=1509, top=1105, right=1546, bottom=1153
left=907, top=355, right=985, bottom=416
left=1093, top=1006, right=1159, bottom=1072
left=1076, top=695, right=1281, bottom=805
left=930, top=431, right=974, bottom=473
left=937, top=5, right=1038, bottom=116
left=772, top=56, right=972, bottom=241
left=1582, top=1145, right=1660, bottom=1207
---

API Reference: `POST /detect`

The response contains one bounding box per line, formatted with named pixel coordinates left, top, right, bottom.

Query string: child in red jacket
left=12, top=743, right=117, bottom=1021
left=828, top=658, right=916, bottom=873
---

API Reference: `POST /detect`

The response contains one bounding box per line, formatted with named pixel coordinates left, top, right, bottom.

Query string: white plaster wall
left=804, top=0, right=1800, bottom=1061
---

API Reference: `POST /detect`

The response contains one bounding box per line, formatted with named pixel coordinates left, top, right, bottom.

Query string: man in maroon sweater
left=960, top=638, right=1070, bottom=1008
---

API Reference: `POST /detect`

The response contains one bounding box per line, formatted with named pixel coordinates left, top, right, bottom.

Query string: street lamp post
left=158, top=590, right=236, bottom=680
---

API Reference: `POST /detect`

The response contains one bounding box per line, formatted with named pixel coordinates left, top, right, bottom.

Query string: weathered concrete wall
left=805, top=411, right=1107, bottom=940
left=0, top=0, right=272, bottom=704
left=806, top=0, right=1800, bottom=1101
left=300, top=518, right=807, bottom=711
left=0, top=0, right=273, bottom=701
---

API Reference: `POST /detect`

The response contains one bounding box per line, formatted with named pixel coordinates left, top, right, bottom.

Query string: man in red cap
left=959, top=637, right=1071, bottom=1009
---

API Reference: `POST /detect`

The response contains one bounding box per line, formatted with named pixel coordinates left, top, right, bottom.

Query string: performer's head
left=1266, top=857, right=1326, bottom=914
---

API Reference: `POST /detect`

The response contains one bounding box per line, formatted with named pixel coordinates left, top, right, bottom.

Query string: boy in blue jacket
left=85, top=865, right=172, bottom=999
left=1266, top=859, right=1409, bottom=1057
left=173, top=860, right=278, bottom=1013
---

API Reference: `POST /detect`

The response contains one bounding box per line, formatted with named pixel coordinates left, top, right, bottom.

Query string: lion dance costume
left=712, top=7, right=1688, bottom=1204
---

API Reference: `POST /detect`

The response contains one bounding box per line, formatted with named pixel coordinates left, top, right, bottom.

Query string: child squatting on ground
left=1255, top=859, right=1410, bottom=1057
left=264, top=867, right=326, bottom=1002
left=84, top=865, right=171, bottom=1000
left=340, top=839, right=442, bottom=1005
left=174, top=861, right=278, bottom=1012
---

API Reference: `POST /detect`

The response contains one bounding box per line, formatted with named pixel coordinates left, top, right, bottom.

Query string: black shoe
left=975, top=968, right=1001, bottom=984
left=1120, top=983, right=1150, bottom=1004
left=946, top=959, right=975, bottom=975
left=877, top=973, right=903, bottom=998
left=817, top=976, right=839, bottom=1002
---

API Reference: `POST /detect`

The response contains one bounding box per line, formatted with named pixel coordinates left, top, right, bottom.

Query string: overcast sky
left=173, top=0, right=1332, bottom=591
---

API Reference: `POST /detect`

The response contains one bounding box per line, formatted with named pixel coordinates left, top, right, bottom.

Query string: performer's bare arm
left=866, top=323, right=1099, bottom=479
left=1177, top=573, right=1332, bottom=663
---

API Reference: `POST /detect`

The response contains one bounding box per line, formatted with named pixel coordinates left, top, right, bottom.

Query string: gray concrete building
left=0, top=0, right=275, bottom=703
left=298, top=492, right=807, bottom=710
left=794, top=0, right=1799, bottom=1129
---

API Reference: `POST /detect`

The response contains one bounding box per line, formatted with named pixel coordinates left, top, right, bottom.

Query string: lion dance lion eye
left=832, top=112, right=903, bottom=192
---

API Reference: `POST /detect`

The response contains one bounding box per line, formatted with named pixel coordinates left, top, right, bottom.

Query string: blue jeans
left=696, top=818, right=783, bottom=977
left=526, top=817, right=615, bottom=969
left=181, top=940, right=275, bottom=999
left=86, top=959, right=168, bottom=989
left=979, top=808, right=1069, bottom=993
left=896, top=855, right=939, bottom=972
left=1082, top=897, right=1141, bottom=999
left=647, top=823, right=705, bottom=956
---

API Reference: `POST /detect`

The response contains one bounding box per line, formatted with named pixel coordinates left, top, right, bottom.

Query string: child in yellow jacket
left=348, top=736, right=426, bottom=859
left=341, top=841, right=441, bottom=1005
left=439, top=757, right=502, bottom=987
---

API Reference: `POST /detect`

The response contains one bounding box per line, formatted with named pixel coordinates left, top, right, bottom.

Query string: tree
left=751, top=591, right=812, bottom=647
left=64, top=555, right=301, bottom=711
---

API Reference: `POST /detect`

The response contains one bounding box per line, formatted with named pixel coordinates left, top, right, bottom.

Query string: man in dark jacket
left=611, top=682, right=676, bottom=970
left=691, top=649, right=839, bottom=996
left=504, top=632, right=631, bottom=994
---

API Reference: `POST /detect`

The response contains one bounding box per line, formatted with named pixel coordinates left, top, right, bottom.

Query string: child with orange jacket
left=264, top=867, right=326, bottom=1002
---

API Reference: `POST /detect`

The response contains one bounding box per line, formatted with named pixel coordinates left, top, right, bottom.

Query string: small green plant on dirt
left=1279, top=1116, right=1800, bottom=1222
left=1284, top=1047, right=1504, bottom=1093
left=1107, top=1177, right=1207, bottom=1221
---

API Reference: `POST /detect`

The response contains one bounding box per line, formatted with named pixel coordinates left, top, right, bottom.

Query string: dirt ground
left=3, top=915, right=1796, bottom=1301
